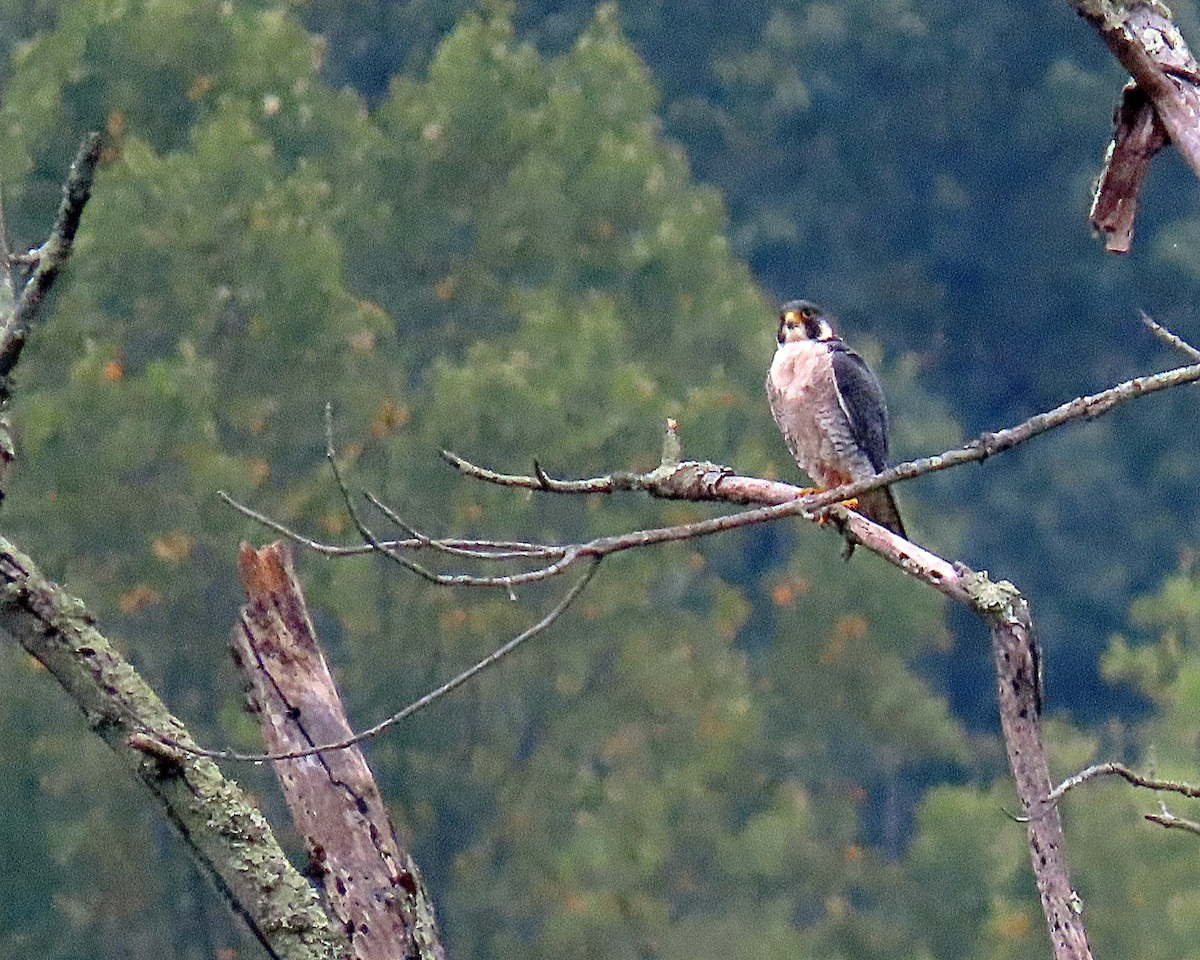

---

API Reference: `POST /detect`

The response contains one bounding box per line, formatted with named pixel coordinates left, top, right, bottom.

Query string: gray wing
left=829, top=344, right=889, bottom=472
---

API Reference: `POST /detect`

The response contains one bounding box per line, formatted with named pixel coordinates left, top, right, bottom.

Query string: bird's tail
left=855, top=486, right=906, bottom=540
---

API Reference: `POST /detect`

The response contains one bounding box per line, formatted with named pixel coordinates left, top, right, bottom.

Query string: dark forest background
left=3, top=0, right=1200, bottom=957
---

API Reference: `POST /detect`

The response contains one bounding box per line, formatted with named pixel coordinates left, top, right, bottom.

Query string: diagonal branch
left=1140, top=309, right=1200, bottom=361
left=234, top=542, right=447, bottom=960
left=0, top=133, right=103, bottom=390
left=0, top=535, right=347, bottom=960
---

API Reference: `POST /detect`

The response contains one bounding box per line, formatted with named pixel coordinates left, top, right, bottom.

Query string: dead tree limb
left=1049, top=760, right=1200, bottom=837
left=0, top=535, right=347, bottom=960
left=0, top=133, right=103, bottom=490
left=835, top=512, right=1088, bottom=960
left=0, top=132, right=354, bottom=960
left=233, top=542, right=447, bottom=960
left=1072, top=0, right=1200, bottom=250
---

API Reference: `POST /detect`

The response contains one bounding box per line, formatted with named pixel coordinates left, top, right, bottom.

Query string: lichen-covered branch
left=0, top=535, right=347, bottom=960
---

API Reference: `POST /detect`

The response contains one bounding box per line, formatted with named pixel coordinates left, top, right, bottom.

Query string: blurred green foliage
left=1, top=1, right=1199, bottom=959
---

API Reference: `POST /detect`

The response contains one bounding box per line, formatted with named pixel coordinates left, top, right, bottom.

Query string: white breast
left=766, top=340, right=870, bottom=487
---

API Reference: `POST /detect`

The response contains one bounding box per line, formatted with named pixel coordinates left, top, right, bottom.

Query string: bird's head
left=777, top=299, right=835, bottom=345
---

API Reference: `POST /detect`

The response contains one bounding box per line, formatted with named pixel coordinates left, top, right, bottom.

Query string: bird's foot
left=792, top=487, right=829, bottom=524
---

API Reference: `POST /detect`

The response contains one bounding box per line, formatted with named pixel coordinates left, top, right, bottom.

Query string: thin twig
left=363, top=491, right=555, bottom=562
left=440, top=449, right=613, bottom=493
left=1139, top=309, right=1200, bottom=362
left=219, top=491, right=559, bottom=559
left=1048, top=761, right=1200, bottom=803
left=1145, top=805, right=1200, bottom=836
left=325, top=404, right=454, bottom=585
left=148, top=557, right=600, bottom=762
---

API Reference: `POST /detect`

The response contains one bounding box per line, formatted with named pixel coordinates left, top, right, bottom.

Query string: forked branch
left=1072, top=0, right=1200, bottom=250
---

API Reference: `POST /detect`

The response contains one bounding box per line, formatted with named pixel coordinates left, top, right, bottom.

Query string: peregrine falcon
left=766, top=299, right=906, bottom=548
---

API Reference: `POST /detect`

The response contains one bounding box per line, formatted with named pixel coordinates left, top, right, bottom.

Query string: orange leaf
left=151, top=531, right=196, bottom=563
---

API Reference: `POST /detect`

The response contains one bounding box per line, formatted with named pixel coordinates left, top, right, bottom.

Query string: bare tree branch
left=0, top=133, right=103, bottom=390
left=443, top=353, right=1200, bottom=524
left=1049, top=760, right=1200, bottom=802
left=1072, top=0, right=1200, bottom=250
left=1146, top=806, right=1200, bottom=835
left=1139, top=309, right=1200, bottom=361
left=0, top=536, right=347, bottom=960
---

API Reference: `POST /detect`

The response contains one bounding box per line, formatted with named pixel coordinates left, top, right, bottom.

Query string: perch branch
left=441, top=352, right=1200, bottom=525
